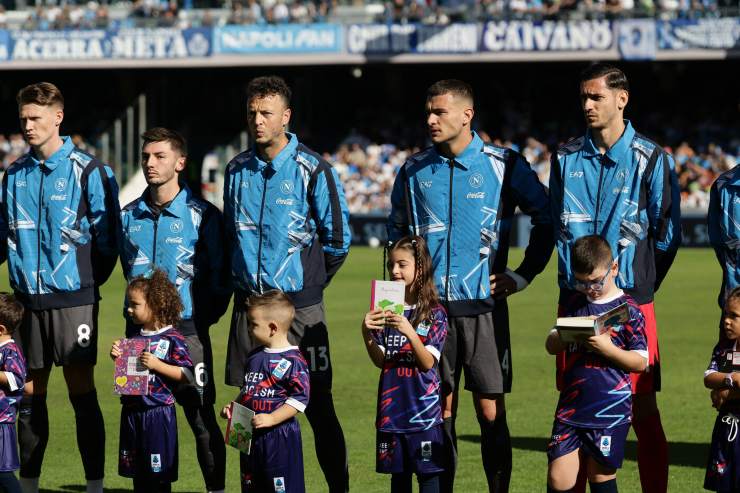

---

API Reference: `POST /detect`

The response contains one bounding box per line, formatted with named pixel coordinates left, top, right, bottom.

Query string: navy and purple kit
left=0, top=339, right=26, bottom=472
left=118, top=326, right=193, bottom=482
left=370, top=305, right=447, bottom=474
left=238, top=346, right=310, bottom=493
left=704, top=339, right=740, bottom=492
left=547, top=292, right=647, bottom=469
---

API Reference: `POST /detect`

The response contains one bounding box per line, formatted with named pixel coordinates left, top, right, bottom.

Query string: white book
left=556, top=303, right=630, bottom=343
left=370, top=280, right=406, bottom=315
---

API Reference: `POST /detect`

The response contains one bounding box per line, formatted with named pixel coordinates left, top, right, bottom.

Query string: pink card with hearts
left=114, top=338, right=150, bottom=395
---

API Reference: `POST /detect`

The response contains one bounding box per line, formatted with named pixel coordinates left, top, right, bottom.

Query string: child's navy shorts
left=376, top=425, right=446, bottom=475
left=547, top=420, right=630, bottom=470
left=705, top=411, right=740, bottom=492
left=119, top=404, right=178, bottom=482
left=0, top=423, right=19, bottom=472
left=240, top=417, right=305, bottom=493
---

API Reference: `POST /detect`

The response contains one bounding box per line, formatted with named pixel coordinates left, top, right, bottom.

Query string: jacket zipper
left=36, top=168, right=45, bottom=294
left=445, top=160, right=454, bottom=303
left=152, top=217, right=159, bottom=266
left=593, top=157, right=605, bottom=234
left=256, top=168, right=268, bottom=294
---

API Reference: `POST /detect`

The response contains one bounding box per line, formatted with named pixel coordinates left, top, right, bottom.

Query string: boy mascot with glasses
left=544, top=235, right=648, bottom=493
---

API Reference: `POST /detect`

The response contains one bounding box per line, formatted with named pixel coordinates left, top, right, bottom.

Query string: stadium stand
left=0, top=0, right=737, bottom=30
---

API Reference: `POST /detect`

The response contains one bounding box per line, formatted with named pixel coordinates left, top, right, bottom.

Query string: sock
left=589, top=478, right=618, bottom=493
left=479, top=414, right=512, bottom=493
left=184, top=405, right=226, bottom=491
left=417, top=473, right=440, bottom=493
left=632, top=412, right=668, bottom=493
left=18, top=394, right=48, bottom=480
left=18, top=476, right=39, bottom=493
left=390, top=472, right=412, bottom=493
left=304, top=390, right=349, bottom=493
left=69, top=390, right=105, bottom=481
left=86, top=478, right=104, bottom=493
left=439, top=416, right=457, bottom=493
left=572, top=462, right=588, bottom=493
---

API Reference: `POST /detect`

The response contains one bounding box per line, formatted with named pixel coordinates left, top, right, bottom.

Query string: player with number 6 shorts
left=119, top=128, right=232, bottom=493
left=0, top=83, right=120, bottom=493
left=223, top=76, right=351, bottom=492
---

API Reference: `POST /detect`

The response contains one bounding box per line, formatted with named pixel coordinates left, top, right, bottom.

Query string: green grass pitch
left=0, top=247, right=722, bottom=492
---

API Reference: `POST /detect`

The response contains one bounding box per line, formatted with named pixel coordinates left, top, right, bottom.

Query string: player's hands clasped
left=363, top=309, right=387, bottom=331
left=139, top=352, right=161, bottom=371
left=490, top=272, right=517, bottom=299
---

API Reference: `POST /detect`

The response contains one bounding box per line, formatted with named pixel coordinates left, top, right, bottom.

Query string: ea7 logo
left=469, top=173, right=484, bottom=188
left=419, top=180, right=433, bottom=189
left=569, top=171, right=584, bottom=178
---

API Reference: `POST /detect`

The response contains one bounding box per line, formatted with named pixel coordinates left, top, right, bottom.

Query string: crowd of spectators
left=0, top=0, right=735, bottom=30
left=327, top=131, right=738, bottom=214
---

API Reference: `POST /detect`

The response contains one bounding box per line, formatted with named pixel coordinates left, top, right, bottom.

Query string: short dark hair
left=17, top=82, right=64, bottom=109
left=727, top=287, right=740, bottom=306
left=246, top=76, right=291, bottom=107
left=571, top=235, right=613, bottom=275
left=426, top=79, right=474, bottom=105
left=0, top=292, right=24, bottom=335
left=141, top=127, right=187, bottom=156
left=246, top=289, right=295, bottom=330
left=579, top=63, right=629, bottom=92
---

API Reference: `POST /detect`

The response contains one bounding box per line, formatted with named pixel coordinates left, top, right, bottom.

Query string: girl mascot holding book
left=362, top=236, right=448, bottom=493
left=110, top=270, right=194, bottom=493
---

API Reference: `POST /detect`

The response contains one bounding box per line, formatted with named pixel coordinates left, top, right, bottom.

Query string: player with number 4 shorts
left=119, top=128, right=232, bottom=493
left=0, top=83, right=120, bottom=493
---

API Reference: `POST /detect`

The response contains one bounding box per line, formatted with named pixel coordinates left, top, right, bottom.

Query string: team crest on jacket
left=280, top=181, right=294, bottom=194
left=469, top=173, right=484, bottom=188
left=54, top=178, right=67, bottom=191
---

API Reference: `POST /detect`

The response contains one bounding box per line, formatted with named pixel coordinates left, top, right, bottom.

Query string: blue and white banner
left=0, top=27, right=212, bottom=62
left=346, top=23, right=478, bottom=54
left=480, top=20, right=613, bottom=51
left=658, top=18, right=740, bottom=50
left=618, top=19, right=656, bottom=60
left=215, top=24, right=341, bottom=54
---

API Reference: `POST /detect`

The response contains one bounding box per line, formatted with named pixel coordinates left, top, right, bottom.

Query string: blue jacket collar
left=136, top=183, right=191, bottom=218
left=730, top=165, right=740, bottom=186
left=431, top=131, right=482, bottom=172
left=29, top=136, right=73, bottom=170
left=583, top=120, right=635, bottom=164
left=252, top=132, right=298, bottom=171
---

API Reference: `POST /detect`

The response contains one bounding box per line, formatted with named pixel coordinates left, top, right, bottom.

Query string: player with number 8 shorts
left=223, top=76, right=351, bottom=492
left=119, top=128, right=232, bottom=493
left=0, top=83, right=120, bottom=493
